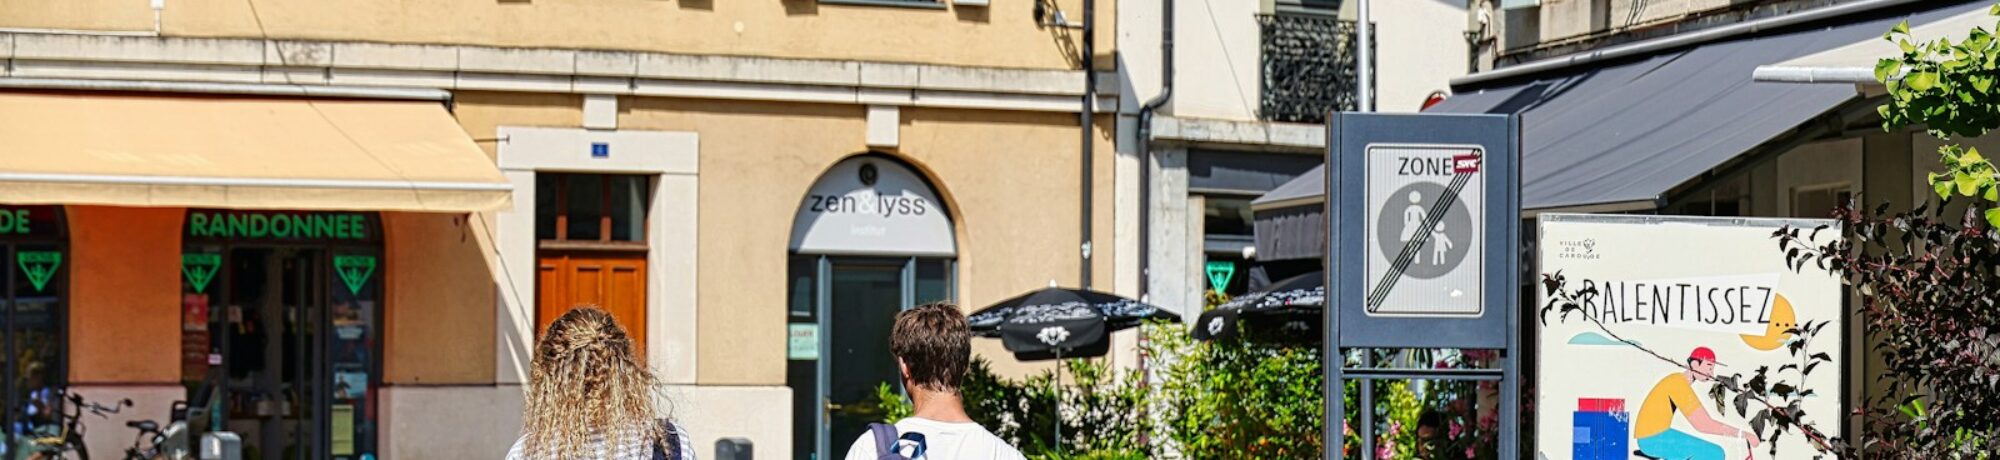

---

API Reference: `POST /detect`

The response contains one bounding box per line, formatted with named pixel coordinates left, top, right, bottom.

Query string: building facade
left=0, top=0, right=1121, bottom=458
left=1115, top=0, right=1473, bottom=316
left=1442, top=0, right=1994, bottom=451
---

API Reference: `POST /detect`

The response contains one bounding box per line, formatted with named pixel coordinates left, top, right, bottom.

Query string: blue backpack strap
left=653, top=420, right=680, bottom=460
left=867, top=423, right=903, bottom=459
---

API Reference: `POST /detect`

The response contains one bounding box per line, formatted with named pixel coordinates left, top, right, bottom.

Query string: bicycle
left=119, top=400, right=193, bottom=460
left=15, top=391, right=131, bottom=460
left=120, top=378, right=213, bottom=460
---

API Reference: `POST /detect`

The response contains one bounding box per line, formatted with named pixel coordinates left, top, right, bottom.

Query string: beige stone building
left=0, top=0, right=1120, bottom=458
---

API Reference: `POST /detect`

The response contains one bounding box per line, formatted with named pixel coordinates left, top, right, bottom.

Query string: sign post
left=1324, top=113, right=1520, bottom=460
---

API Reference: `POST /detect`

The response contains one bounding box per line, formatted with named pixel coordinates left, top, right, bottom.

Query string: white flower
left=1036, top=326, right=1071, bottom=346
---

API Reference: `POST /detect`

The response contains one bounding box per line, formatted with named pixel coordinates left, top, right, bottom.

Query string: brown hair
left=520, top=306, right=667, bottom=459
left=891, top=302, right=972, bottom=392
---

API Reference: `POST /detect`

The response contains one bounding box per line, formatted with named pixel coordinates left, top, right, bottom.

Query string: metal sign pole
left=1323, top=117, right=1345, bottom=460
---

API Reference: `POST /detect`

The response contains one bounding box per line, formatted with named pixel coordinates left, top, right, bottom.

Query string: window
left=819, top=0, right=947, bottom=9
left=1199, top=196, right=1257, bottom=297
left=1276, top=0, right=1340, bottom=14
left=0, top=205, right=65, bottom=452
left=1203, top=196, right=1257, bottom=238
left=536, top=173, right=653, bottom=248
left=1791, top=185, right=1852, bottom=219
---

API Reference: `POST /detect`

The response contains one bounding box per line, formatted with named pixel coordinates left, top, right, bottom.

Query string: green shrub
left=875, top=356, right=1152, bottom=458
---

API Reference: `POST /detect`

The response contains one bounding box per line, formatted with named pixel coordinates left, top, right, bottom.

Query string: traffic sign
left=1364, top=145, right=1485, bottom=316
left=1326, top=112, right=1516, bottom=350
left=1323, top=112, right=1523, bottom=460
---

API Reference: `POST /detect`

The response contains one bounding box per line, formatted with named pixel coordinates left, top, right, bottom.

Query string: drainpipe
left=1136, top=0, right=1173, bottom=302
left=1080, top=0, right=1097, bottom=289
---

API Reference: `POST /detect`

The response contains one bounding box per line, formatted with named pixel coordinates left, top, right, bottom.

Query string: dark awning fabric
left=1253, top=204, right=1324, bottom=261
left=1428, top=2, right=1982, bottom=211
left=1250, top=164, right=1325, bottom=210
left=1189, top=150, right=1321, bottom=194
left=1245, top=1, right=1982, bottom=260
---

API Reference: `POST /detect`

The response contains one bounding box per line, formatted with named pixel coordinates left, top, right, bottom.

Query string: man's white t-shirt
left=841, top=417, right=1025, bottom=460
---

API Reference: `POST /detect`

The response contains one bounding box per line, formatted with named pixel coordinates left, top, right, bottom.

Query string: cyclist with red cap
left=1634, top=346, right=1760, bottom=460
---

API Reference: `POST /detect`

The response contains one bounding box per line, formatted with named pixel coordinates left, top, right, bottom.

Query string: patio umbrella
left=1192, top=271, right=1324, bottom=341
left=966, top=286, right=1176, bottom=453
left=967, top=286, right=1177, bottom=361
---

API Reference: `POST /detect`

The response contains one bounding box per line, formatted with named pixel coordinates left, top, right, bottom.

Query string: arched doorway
left=785, top=154, right=957, bottom=459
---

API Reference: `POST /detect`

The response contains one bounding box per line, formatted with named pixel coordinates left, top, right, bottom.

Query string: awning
left=1249, top=164, right=1326, bottom=261
left=1433, top=2, right=1984, bottom=212
left=0, top=92, right=511, bottom=212
left=1755, top=6, right=1998, bottom=84
left=1247, top=1, right=1980, bottom=259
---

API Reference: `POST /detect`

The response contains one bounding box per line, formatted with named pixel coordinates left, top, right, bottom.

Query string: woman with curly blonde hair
left=507, top=306, right=694, bottom=460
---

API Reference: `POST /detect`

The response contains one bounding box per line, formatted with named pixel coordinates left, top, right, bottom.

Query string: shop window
left=536, top=173, right=653, bottom=248
left=0, top=205, right=66, bottom=454
left=1203, top=196, right=1256, bottom=238
left=1792, top=185, right=1852, bottom=219
left=1201, top=196, right=1257, bottom=297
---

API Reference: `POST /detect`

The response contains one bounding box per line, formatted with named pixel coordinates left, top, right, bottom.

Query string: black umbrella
left=1192, top=271, right=1324, bottom=341
left=967, top=287, right=1177, bottom=361
left=966, top=286, right=1176, bottom=453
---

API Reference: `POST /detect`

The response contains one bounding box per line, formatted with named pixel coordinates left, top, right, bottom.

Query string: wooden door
left=536, top=252, right=648, bottom=354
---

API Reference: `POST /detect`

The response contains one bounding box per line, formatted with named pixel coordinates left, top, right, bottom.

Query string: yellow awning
left=0, top=92, right=511, bottom=212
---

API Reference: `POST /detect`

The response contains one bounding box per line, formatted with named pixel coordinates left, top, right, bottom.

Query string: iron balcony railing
left=1257, top=13, right=1373, bottom=124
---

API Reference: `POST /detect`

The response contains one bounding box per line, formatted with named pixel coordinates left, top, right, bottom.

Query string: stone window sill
left=819, top=0, right=949, bottom=10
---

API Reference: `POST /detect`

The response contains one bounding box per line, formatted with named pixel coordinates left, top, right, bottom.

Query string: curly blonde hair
left=520, top=306, right=669, bottom=459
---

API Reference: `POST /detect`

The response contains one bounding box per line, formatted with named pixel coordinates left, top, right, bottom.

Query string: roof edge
left=1751, top=65, right=1881, bottom=84
left=1453, top=0, right=1926, bottom=88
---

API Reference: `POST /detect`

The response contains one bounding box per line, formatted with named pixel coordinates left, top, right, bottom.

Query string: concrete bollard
left=199, top=432, right=241, bottom=460
left=714, top=437, right=753, bottom=460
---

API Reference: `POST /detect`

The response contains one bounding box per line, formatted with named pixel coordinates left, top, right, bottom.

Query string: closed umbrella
left=1192, top=271, right=1324, bottom=341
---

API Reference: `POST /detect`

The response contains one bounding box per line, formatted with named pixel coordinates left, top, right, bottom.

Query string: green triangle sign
left=1204, top=261, right=1235, bottom=294
left=16, top=251, right=60, bottom=292
left=333, top=255, right=377, bottom=296
left=182, top=253, right=221, bottom=294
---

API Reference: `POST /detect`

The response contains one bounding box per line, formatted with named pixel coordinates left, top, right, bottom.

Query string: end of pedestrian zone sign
left=1327, top=112, right=1518, bottom=350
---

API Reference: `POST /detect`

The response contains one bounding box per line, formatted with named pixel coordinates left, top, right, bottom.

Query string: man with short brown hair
left=844, top=302, right=1024, bottom=460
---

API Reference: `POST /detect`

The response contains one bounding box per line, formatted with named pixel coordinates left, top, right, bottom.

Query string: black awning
left=1430, top=2, right=1982, bottom=211
left=1246, top=1, right=1983, bottom=260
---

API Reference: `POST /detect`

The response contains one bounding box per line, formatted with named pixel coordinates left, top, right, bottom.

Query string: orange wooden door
left=536, top=252, right=649, bottom=354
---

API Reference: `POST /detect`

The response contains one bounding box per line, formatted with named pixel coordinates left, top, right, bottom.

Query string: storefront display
left=182, top=209, right=382, bottom=460
left=0, top=205, right=65, bottom=458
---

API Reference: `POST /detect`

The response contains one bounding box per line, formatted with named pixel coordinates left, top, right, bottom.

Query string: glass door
left=217, top=247, right=323, bottom=460
left=823, top=259, right=906, bottom=454
left=787, top=256, right=953, bottom=459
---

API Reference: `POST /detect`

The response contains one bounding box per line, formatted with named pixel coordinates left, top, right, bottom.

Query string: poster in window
left=334, top=371, right=368, bottom=403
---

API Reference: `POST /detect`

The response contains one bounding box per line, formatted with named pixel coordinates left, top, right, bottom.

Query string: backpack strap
left=867, top=423, right=903, bottom=459
left=653, top=420, right=680, bottom=460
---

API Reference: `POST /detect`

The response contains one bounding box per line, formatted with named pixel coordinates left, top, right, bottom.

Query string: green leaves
left=1907, top=71, right=1939, bottom=92
left=1876, top=59, right=1904, bottom=83
left=1879, top=7, right=2000, bottom=181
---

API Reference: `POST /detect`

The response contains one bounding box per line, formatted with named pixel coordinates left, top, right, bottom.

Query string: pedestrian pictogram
left=1364, top=145, right=1485, bottom=316
left=334, top=255, right=377, bottom=296
left=16, top=251, right=59, bottom=292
